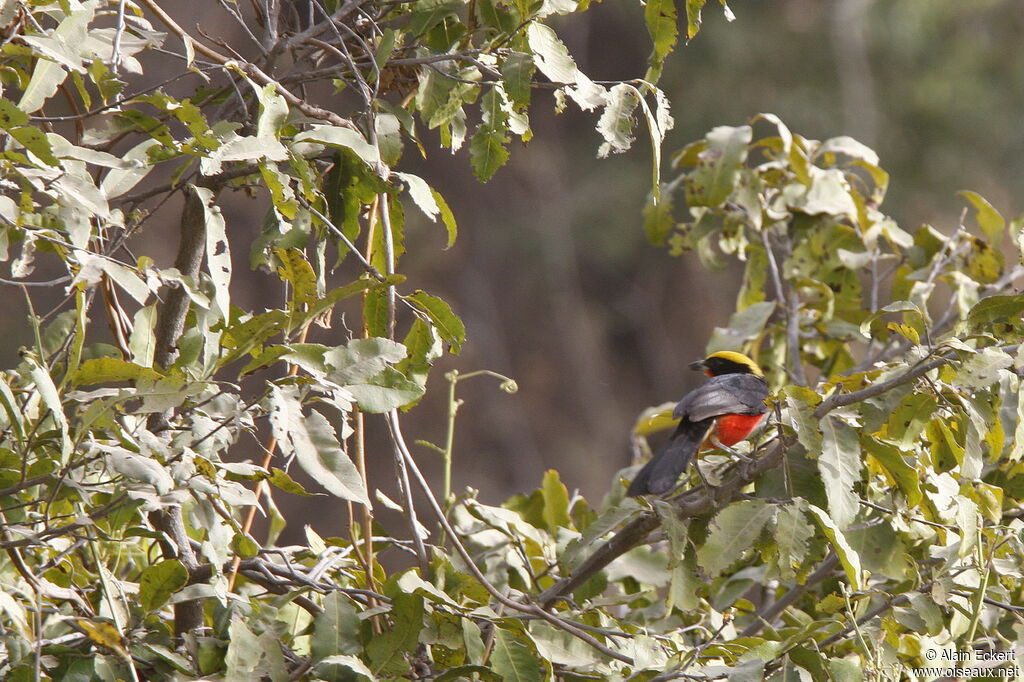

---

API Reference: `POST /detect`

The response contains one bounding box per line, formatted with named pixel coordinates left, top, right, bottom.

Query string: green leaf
left=71, top=357, right=163, bottom=385
left=966, top=294, right=1024, bottom=337
left=656, top=501, right=700, bottom=612
left=397, top=317, right=442, bottom=391
left=435, top=665, right=501, bottom=682
left=787, top=648, right=829, bottom=682
left=966, top=236, right=1004, bottom=285
left=406, top=290, right=465, bottom=353
left=635, top=86, right=673, bottom=195
left=845, top=522, right=909, bottom=576
left=128, top=304, right=157, bottom=367
left=785, top=385, right=823, bottom=453
left=363, top=287, right=390, bottom=338
left=197, top=186, right=232, bottom=320
left=274, top=247, right=319, bottom=310
left=27, top=356, right=70, bottom=459
left=219, top=311, right=288, bottom=369
left=706, top=301, right=775, bottom=353
left=886, top=393, right=937, bottom=451
left=696, top=499, right=775, bottom=579
left=321, top=337, right=407, bottom=384
left=137, top=643, right=195, bottom=676
left=470, top=125, right=510, bottom=182
left=432, top=188, right=458, bottom=248
left=645, top=0, right=679, bottom=79
left=316, top=655, right=376, bottom=680
left=11, top=127, right=58, bottom=166
left=224, top=620, right=262, bottom=682
left=367, top=593, right=424, bottom=676
left=301, top=275, right=406, bottom=328
left=527, top=621, right=603, bottom=669
left=268, top=467, right=315, bottom=497
left=0, top=99, right=29, bottom=128
left=797, top=168, right=858, bottom=219
left=311, top=592, right=361, bottom=660
left=500, top=52, right=535, bottom=109
left=806, top=504, right=863, bottom=591
left=394, top=172, right=440, bottom=222
left=407, top=0, right=462, bottom=35
left=490, top=628, right=542, bottom=682
left=70, top=253, right=148, bottom=304
left=231, top=532, right=260, bottom=559
left=540, top=469, right=572, bottom=532
left=953, top=346, right=1012, bottom=390
left=818, top=416, right=861, bottom=529
left=18, top=5, right=94, bottom=113
left=643, top=185, right=675, bottom=245
left=829, top=658, right=864, bottom=682
left=294, top=125, right=379, bottom=166
left=817, top=136, right=879, bottom=165
left=861, top=436, right=922, bottom=506
left=105, top=447, right=175, bottom=494
left=470, top=87, right=511, bottom=182
left=415, top=65, right=462, bottom=130
left=773, top=500, right=814, bottom=581
left=269, top=388, right=370, bottom=506
left=139, top=560, right=188, bottom=612
left=685, top=125, right=752, bottom=207
left=685, top=0, right=707, bottom=39
left=345, top=367, right=425, bottom=413
left=960, top=190, right=1005, bottom=246
left=101, top=139, right=161, bottom=198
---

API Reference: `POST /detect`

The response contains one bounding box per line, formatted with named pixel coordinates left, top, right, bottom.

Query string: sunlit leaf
left=696, top=499, right=775, bottom=578
left=490, top=628, right=542, bottom=682
left=960, top=190, right=1005, bottom=246
left=818, top=416, right=861, bottom=529
left=806, top=504, right=863, bottom=591
left=406, top=290, right=465, bottom=353
left=139, top=560, right=188, bottom=612
left=269, top=387, right=369, bottom=506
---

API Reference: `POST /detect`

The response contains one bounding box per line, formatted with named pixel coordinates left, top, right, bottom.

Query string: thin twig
left=110, top=0, right=129, bottom=74
left=386, top=411, right=431, bottom=576
left=302, top=200, right=385, bottom=280
left=137, top=0, right=357, bottom=130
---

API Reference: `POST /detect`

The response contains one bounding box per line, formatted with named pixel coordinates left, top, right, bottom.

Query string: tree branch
left=739, top=551, right=839, bottom=637
left=147, top=184, right=215, bottom=637
left=152, top=186, right=208, bottom=370
left=537, top=440, right=788, bottom=607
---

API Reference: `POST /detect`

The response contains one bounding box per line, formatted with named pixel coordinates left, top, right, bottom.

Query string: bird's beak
left=688, top=360, right=708, bottom=372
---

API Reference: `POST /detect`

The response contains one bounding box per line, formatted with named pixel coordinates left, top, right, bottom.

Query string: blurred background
left=5, top=0, right=1024, bottom=540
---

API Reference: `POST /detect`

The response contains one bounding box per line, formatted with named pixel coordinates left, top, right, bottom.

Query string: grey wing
left=672, top=375, right=767, bottom=422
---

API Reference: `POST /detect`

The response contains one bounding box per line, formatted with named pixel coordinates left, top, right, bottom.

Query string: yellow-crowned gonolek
left=627, top=351, right=769, bottom=496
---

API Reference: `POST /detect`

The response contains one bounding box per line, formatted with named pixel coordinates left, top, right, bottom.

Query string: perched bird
left=627, top=351, right=769, bottom=496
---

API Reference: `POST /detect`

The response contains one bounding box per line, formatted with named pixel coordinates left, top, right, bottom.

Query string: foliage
left=0, top=2, right=1022, bottom=682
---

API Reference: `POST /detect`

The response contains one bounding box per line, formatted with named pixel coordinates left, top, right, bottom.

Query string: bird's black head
left=688, top=351, right=763, bottom=377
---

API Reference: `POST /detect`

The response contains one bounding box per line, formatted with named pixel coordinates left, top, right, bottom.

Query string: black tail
left=626, top=418, right=713, bottom=496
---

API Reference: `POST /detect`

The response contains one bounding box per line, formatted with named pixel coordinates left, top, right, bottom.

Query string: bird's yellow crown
left=704, top=351, right=764, bottom=377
